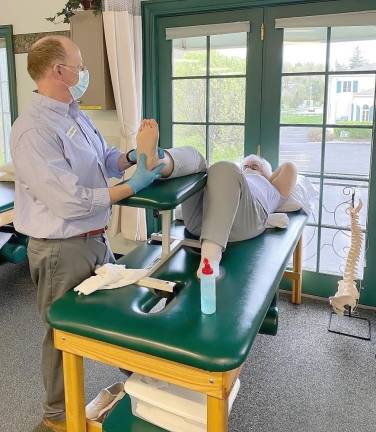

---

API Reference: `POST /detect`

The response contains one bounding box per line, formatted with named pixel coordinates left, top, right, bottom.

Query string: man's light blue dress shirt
left=11, top=92, right=124, bottom=239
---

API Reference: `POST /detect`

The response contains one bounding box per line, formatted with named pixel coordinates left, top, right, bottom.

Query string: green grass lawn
left=280, top=113, right=322, bottom=125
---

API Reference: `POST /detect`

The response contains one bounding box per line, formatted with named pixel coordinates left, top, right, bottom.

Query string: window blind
left=166, top=22, right=250, bottom=40
left=275, top=11, right=376, bottom=29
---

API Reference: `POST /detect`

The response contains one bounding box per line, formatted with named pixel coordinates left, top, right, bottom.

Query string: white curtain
left=103, top=0, right=147, bottom=241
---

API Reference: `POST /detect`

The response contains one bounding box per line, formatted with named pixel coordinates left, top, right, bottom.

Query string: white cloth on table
left=73, top=263, right=148, bottom=295
left=266, top=213, right=289, bottom=229
left=0, top=232, right=12, bottom=250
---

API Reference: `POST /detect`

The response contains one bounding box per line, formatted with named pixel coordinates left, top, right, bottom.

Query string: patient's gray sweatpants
left=28, top=235, right=114, bottom=420
left=166, top=147, right=268, bottom=249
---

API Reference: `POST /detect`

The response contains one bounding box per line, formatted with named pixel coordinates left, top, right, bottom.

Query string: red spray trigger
left=202, top=258, right=213, bottom=275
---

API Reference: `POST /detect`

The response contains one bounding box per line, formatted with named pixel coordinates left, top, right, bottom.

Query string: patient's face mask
left=243, top=166, right=261, bottom=176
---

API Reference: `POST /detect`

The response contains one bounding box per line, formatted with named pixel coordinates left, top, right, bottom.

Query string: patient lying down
left=135, top=119, right=297, bottom=277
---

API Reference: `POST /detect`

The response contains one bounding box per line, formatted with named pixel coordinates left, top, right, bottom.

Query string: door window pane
left=319, top=227, right=365, bottom=279
left=210, top=32, right=247, bottom=75
left=281, top=75, right=325, bottom=124
left=173, top=79, right=206, bottom=123
left=307, top=176, right=320, bottom=224
left=209, top=125, right=244, bottom=164
left=173, top=37, right=207, bottom=77
left=173, top=124, right=206, bottom=157
left=325, top=128, right=372, bottom=177
left=329, top=26, right=376, bottom=72
left=0, top=40, right=8, bottom=81
left=0, top=41, right=11, bottom=164
left=302, top=225, right=318, bottom=272
left=322, top=179, right=368, bottom=229
left=327, top=74, right=375, bottom=125
left=209, top=78, right=246, bottom=123
left=282, top=27, right=327, bottom=73
left=288, top=224, right=319, bottom=271
left=279, top=126, right=322, bottom=173
left=1, top=81, right=10, bottom=113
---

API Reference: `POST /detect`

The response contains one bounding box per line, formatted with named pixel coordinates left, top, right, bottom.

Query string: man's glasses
left=58, top=64, right=87, bottom=73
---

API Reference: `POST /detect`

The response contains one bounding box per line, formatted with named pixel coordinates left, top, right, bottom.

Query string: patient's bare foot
left=136, top=119, right=160, bottom=170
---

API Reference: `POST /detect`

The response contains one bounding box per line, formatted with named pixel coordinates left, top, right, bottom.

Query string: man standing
left=11, top=35, right=162, bottom=432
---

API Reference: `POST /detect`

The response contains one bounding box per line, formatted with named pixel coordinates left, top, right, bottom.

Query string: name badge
left=66, top=126, right=77, bottom=139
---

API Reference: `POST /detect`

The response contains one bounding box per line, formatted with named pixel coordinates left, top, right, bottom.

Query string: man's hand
left=127, top=147, right=165, bottom=164
left=127, top=153, right=165, bottom=194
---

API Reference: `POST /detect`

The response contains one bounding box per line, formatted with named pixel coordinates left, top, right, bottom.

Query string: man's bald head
left=27, top=35, right=78, bottom=81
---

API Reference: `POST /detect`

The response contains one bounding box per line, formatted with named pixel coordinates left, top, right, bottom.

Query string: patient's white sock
left=197, top=240, right=223, bottom=278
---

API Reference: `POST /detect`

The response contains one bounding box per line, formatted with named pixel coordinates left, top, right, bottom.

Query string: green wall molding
left=0, top=25, right=18, bottom=123
left=144, top=0, right=339, bottom=14
left=13, top=31, right=70, bottom=54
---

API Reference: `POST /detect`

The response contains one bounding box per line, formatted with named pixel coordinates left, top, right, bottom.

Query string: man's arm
left=13, top=129, right=111, bottom=220
left=109, top=154, right=165, bottom=204
left=79, top=112, right=129, bottom=177
left=108, top=182, right=133, bottom=204
left=117, top=153, right=133, bottom=172
left=13, top=130, right=164, bottom=215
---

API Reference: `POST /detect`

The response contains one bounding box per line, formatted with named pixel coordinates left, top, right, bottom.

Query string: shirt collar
left=31, top=91, right=80, bottom=119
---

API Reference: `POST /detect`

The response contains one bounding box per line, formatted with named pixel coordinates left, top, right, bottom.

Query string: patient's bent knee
left=208, top=161, right=242, bottom=179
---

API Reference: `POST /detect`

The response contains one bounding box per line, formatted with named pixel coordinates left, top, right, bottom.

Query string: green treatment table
left=0, top=181, right=14, bottom=227
left=48, top=173, right=307, bottom=432
left=0, top=182, right=27, bottom=263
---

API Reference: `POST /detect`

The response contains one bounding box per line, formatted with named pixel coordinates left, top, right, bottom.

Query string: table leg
left=207, top=395, right=228, bottom=432
left=63, top=351, right=86, bottom=432
left=292, top=236, right=303, bottom=304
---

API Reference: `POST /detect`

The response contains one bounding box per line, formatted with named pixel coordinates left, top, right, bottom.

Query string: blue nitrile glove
left=127, top=147, right=165, bottom=163
left=127, top=153, right=165, bottom=194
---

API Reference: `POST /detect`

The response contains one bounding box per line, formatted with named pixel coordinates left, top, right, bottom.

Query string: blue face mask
left=68, top=69, right=90, bottom=101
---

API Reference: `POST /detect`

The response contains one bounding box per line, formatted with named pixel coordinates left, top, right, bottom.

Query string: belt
left=78, top=227, right=107, bottom=238
left=35, top=227, right=107, bottom=241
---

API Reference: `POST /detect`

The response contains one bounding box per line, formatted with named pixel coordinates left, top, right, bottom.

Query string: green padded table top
left=103, top=395, right=165, bottom=432
left=0, top=182, right=14, bottom=214
left=117, top=173, right=207, bottom=210
left=48, top=212, right=307, bottom=372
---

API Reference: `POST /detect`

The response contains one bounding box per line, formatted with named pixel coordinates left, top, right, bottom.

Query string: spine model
left=330, top=199, right=363, bottom=316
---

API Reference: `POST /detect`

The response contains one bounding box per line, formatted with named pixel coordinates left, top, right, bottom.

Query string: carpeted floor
left=1, top=260, right=375, bottom=432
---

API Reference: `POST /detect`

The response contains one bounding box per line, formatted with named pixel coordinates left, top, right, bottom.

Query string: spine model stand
left=330, top=197, right=363, bottom=316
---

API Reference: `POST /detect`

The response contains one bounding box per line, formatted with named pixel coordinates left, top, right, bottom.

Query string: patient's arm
left=269, top=162, right=297, bottom=198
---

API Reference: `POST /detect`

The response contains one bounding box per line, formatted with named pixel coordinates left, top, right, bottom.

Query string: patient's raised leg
left=156, top=145, right=207, bottom=179
left=136, top=119, right=160, bottom=170
left=198, top=161, right=268, bottom=276
left=160, top=146, right=207, bottom=237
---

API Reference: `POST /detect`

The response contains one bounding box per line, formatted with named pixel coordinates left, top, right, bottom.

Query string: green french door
left=157, top=9, right=264, bottom=164
left=151, top=0, right=376, bottom=306
left=262, top=1, right=376, bottom=306
left=0, top=25, right=17, bottom=164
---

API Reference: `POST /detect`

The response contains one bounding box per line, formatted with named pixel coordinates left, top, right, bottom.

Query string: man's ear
left=52, top=64, right=63, bottom=78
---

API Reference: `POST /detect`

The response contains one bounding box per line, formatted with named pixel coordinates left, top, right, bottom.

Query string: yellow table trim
left=0, top=209, right=14, bottom=227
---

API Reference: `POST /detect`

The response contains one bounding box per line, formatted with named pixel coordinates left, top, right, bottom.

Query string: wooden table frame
left=54, top=233, right=303, bottom=432
left=0, top=209, right=14, bottom=227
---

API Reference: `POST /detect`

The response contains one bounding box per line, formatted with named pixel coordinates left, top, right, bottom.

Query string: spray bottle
left=200, top=258, right=216, bottom=314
